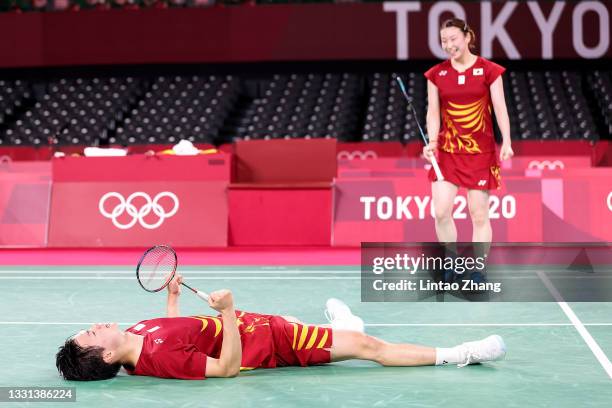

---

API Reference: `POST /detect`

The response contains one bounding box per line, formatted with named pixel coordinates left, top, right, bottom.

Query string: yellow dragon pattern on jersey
left=190, top=315, right=223, bottom=337
left=442, top=97, right=491, bottom=154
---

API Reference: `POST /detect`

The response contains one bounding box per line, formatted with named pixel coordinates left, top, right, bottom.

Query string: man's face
left=74, top=323, right=123, bottom=362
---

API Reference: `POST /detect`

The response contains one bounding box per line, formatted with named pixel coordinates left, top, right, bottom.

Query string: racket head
left=136, top=245, right=178, bottom=293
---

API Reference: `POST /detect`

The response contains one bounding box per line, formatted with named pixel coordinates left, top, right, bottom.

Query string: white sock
left=435, top=346, right=466, bottom=366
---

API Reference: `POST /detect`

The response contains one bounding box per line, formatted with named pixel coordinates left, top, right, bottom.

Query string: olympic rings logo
left=337, top=150, right=378, bottom=160
left=527, top=160, right=565, bottom=170
left=98, top=192, right=179, bottom=230
left=607, top=192, right=612, bottom=212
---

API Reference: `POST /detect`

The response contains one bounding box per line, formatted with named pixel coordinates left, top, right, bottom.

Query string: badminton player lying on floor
left=56, top=274, right=506, bottom=381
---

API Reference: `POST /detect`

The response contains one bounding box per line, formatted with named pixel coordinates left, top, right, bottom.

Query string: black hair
left=55, top=337, right=121, bottom=381
left=441, top=17, right=477, bottom=51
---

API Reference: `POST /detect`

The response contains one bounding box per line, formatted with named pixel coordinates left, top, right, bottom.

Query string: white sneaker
left=324, top=298, right=365, bottom=333
left=457, top=335, right=506, bottom=368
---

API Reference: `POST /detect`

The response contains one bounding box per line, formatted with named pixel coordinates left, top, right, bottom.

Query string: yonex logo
left=527, top=160, right=565, bottom=170
left=478, top=180, right=487, bottom=186
left=337, top=150, right=378, bottom=160
left=438, top=70, right=448, bottom=76
left=98, top=192, right=179, bottom=230
left=607, top=192, right=612, bottom=212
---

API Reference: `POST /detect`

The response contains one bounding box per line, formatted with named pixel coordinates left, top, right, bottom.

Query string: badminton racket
left=393, top=74, right=444, bottom=181
left=136, top=245, right=209, bottom=301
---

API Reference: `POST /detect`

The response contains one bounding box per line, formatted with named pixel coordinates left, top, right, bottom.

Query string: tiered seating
left=0, top=80, right=33, bottom=146
left=234, top=73, right=361, bottom=141
left=587, top=71, right=612, bottom=138
left=0, top=68, right=607, bottom=147
left=4, top=77, right=144, bottom=146
left=362, top=72, right=425, bottom=142
left=505, top=71, right=598, bottom=140
left=114, top=75, right=239, bottom=145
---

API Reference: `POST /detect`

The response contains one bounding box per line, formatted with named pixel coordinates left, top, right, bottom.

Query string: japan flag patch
left=473, top=68, right=484, bottom=76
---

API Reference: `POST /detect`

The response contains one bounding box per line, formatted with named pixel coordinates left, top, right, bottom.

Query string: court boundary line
left=537, top=270, right=612, bottom=380
left=0, top=275, right=610, bottom=281
left=2, top=321, right=612, bottom=327
left=1, top=267, right=610, bottom=273
left=0, top=269, right=612, bottom=278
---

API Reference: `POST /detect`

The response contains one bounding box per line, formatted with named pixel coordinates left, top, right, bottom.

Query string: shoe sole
left=325, top=298, right=365, bottom=333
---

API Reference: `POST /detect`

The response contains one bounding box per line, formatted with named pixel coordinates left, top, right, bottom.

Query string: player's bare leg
left=330, top=331, right=436, bottom=366
left=467, top=189, right=492, bottom=245
left=329, top=330, right=506, bottom=367
left=432, top=181, right=459, bottom=242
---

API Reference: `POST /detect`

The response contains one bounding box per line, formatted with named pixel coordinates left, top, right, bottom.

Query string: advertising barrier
left=333, top=170, right=612, bottom=245
left=47, top=155, right=230, bottom=247
left=0, top=161, right=51, bottom=247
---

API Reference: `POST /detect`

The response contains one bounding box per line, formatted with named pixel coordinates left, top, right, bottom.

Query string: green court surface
left=1, top=266, right=611, bottom=407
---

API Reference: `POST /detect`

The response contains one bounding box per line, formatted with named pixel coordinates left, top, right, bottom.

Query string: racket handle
left=431, top=155, right=445, bottom=181
left=181, top=281, right=209, bottom=302
left=195, top=290, right=209, bottom=302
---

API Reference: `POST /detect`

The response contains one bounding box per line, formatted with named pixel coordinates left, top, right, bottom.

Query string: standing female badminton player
left=55, top=274, right=506, bottom=381
left=424, top=18, right=513, bottom=244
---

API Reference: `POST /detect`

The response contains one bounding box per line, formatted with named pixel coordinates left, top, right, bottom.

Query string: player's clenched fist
left=423, top=142, right=438, bottom=163
left=208, top=289, right=234, bottom=313
left=167, top=273, right=183, bottom=296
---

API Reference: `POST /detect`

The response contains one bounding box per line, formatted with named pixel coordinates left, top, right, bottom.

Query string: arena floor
left=1, top=261, right=611, bottom=407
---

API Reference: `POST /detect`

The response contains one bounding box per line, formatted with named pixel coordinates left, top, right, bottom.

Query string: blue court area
left=1, top=265, right=611, bottom=407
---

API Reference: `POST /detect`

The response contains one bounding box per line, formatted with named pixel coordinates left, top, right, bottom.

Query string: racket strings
left=138, top=246, right=176, bottom=292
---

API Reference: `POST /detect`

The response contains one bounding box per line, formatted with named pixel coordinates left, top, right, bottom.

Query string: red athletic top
left=424, top=56, right=505, bottom=155
left=125, top=313, right=276, bottom=380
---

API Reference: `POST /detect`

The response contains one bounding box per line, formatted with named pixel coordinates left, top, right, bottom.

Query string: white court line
left=0, top=276, right=609, bottom=281
left=0, top=277, right=357, bottom=280
left=0, top=268, right=609, bottom=274
left=1, top=321, right=612, bottom=327
left=0, top=270, right=360, bottom=274
left=537, top=270, right=612, bottom=380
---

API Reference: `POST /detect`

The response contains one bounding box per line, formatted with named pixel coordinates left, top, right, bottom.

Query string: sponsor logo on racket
left=607, top=192, right=612, bottom=212
left=527, top=160, right=565, bottom=170
left=98, top=192, right=179, bottom=230
left=337, top=150, right=378, bottom=160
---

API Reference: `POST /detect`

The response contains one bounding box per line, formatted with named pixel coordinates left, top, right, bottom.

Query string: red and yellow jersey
left=124, top=312, right=332, bottom=380
left=424, top=56, right=505, bottom=155
left=125, top=312, right=275, bottom=380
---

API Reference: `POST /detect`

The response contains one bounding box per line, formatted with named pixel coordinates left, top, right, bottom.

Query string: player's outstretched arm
left=205, top=289, right=242, bottom=378
left=166, top=274, right=182, bottom=318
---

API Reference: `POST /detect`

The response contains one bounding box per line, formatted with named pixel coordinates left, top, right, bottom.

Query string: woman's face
left=440, top=26, right=469, bottom=59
